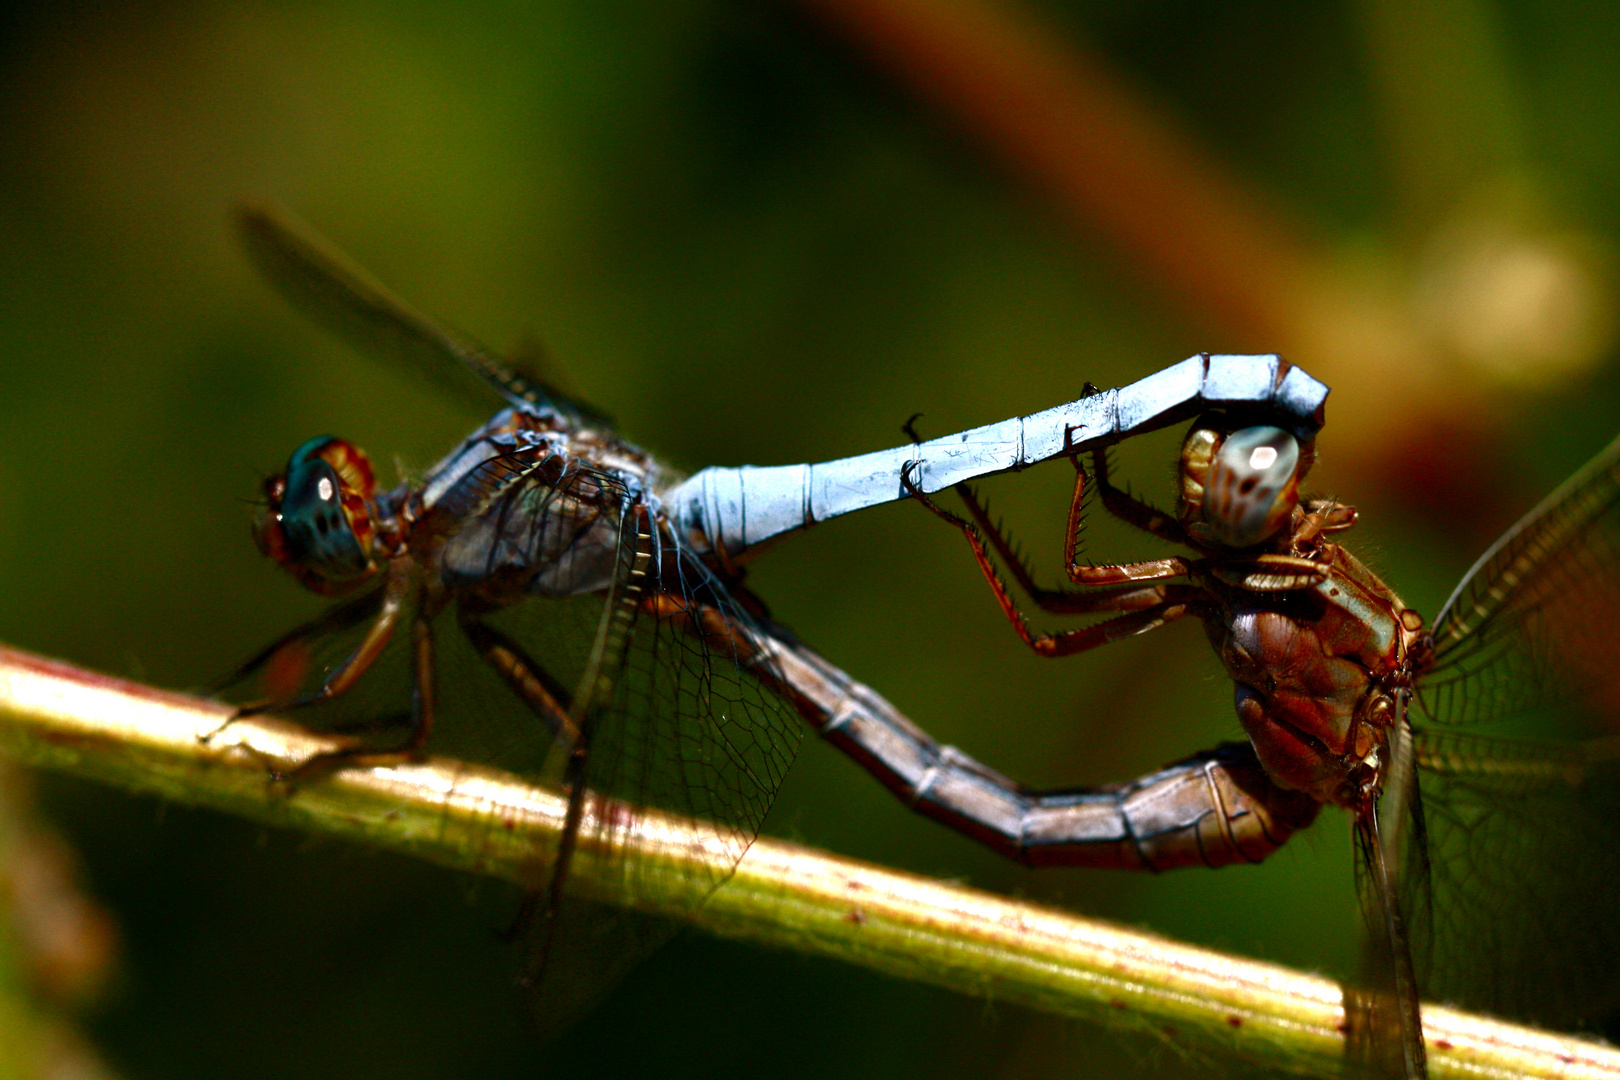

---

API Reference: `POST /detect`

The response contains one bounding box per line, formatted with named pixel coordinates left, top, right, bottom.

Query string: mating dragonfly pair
left=229, top=206, right=1620, bottom=1077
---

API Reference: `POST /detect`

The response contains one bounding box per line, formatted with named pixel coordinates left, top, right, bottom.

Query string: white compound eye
left=1200, top=426, right=1300, bottom=547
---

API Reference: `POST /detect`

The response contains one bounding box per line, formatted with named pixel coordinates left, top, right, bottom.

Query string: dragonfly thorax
left=1212, top=540, right=1415, bottom=806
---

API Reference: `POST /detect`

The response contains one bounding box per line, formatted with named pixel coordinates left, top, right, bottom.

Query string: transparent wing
left=1403, top=431, right=1620, bottom=1038
left=1348, top=709, right=1426, bottom=1079
left=481, top=470, right=802, bottom=893
left=1400, top=727, right=1620, bottom=1030
left=1421, top=430, right=1620, bottom=728
left=451, top=457, right=803, bottom=1028
left=235, top=203, right=612, bottom=429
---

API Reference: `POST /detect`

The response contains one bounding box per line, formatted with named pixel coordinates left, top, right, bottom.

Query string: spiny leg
left=1065, top=443, right=1205, bottom=585
left=899, top=405, right=1194, bottom=599
left=204, top=565, right=415, bottom=761
left=903, top=463, right=1187, bottom=610
left=904, top=463, right=1208, bottom=656
left=209, top=590, right=383, bottom=698
left=1296, top=499, right=1358, bottom=546
left=457, top=607, right=582, bottom=747
left=451, top=599, right=617, bottom=958
left=1081, top=439, right=1192, bottom=548
left=233, top=561, right=415, bottom=720
left=949, top=471, right=1195, bottom=604
left=201, top=590, right=385, bottom=748
left=900, top=411, right=1090, bottom=606
left=519, top=649, right=604, bottom=987
left=274, top=602, right=440, bottom=783
left=452, top=605, right=585, bottom=959
left=942, top=475, right=1087, bottom=609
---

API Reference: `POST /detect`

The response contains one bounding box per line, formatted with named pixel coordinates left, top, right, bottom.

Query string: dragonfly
left=226, top=205, right=1329, bottom=1024
left=903, top=395, right=1620, bottom=1075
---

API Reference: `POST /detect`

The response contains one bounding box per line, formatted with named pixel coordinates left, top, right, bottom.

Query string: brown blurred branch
left=792, top=0, right=1615, bottom=490
left=799, top=0, right=1323, bottom=346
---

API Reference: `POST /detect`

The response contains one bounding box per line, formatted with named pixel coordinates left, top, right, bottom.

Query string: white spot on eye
left=317, top=477, right=335, bottom=502
left=1248, top=445, right=1278, bottom=471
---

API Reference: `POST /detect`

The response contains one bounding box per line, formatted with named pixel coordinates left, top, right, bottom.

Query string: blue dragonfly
left=237, top=209, right=1620, bottom=1076
left=225, top=205, right=1332, bottom=1027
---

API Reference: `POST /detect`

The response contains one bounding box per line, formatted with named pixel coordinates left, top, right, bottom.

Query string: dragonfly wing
left=1405, top=726, right=1620, bottom=1028
left=235, top=203, right=611, bottom=428
left=1348, top=708, right=1427, bottom=1079
left=456, top=461, right=803, bottom=1028
left=504, top=474, right=677, bottom=1034
left=1422, top=430, right=1620, bottom=728
left=1408, top=429, right=1620, bottom=1032
left=566, top=519, right=802, bottom=907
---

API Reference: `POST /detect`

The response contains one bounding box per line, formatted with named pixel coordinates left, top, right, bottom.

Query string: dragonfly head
left=256, top=436, right=387, bottom=595
left=1179, top=418, right=1314, bottom=548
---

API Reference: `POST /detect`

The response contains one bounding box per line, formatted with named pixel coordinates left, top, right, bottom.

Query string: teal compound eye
left=256, top=436, right=381, bottom=594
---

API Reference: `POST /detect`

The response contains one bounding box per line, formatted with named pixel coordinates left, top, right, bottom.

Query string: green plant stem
left=0, top=642, right=1615, bottom=1079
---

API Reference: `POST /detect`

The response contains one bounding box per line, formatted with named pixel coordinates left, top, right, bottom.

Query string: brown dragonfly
left=226, top=206, right=1331, bottom=1030
left=228, top=207, right=1616, bottom=1071
left=896, top=405, right=1620, bottom=1076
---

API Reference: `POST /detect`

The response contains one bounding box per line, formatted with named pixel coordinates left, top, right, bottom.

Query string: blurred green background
left=3, top=0, right=1620, bottom=1077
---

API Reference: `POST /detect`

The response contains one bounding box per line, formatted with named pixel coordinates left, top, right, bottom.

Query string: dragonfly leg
left=406, top=611, right=436, bottom=754
left=457, top=607, right=582, bottom=746
left=1348, top=798, right=1427, bottom=1078
left=1021, top=593, right=1208, bottom=658
left=907, top=461, right=1196, bottom=646
left=1204, top=552, right=1333, bottom=592
left=695, top=606, right=1323, bottom=869
left=233, top=562, right=413, bottom=721
left=947, top=477, right=1195, bottom=607
left=1081, top=439, right=1193, bottom=547
left=273, top=606, right=440, bottom=783
left=516, top=608, right=613, bottom=989
left=200, top=591, right=388, bottom=743
left=209, top=591, right=383, bottom=696
left=1054, top=446, right=1209, bottom=587
left=903, top=464, right=1209, bottom=656
left=950, top=477, right=1196, bottom=595
left=1069, top=430, right=1273, bottom=592
left=1295, top=499, right=1358, bottom=545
